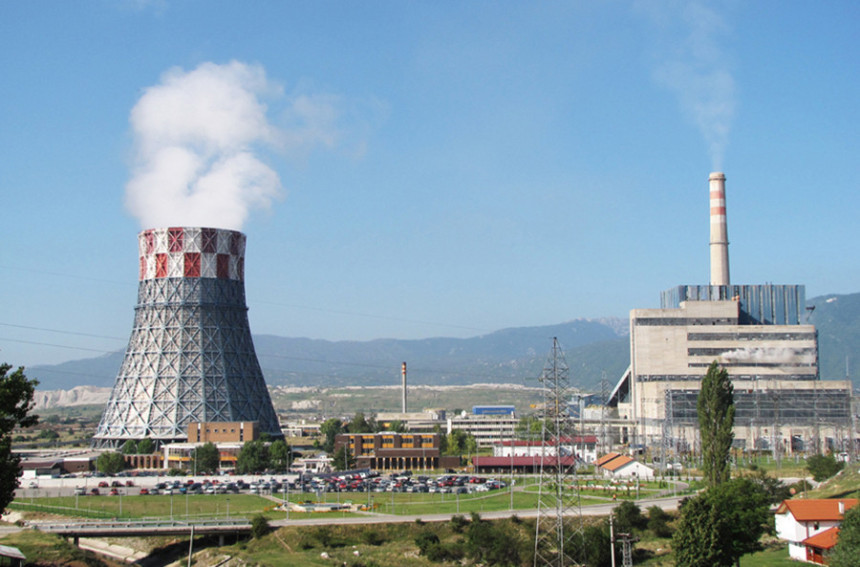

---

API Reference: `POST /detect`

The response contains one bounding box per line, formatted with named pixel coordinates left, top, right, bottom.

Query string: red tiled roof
left=775, top=499, right=859, bottom=522
left=594, top=452, right=622, bottom=467
left=601, top=455, right=635, bottom=472
left=803, top=526, right=840, bottom=550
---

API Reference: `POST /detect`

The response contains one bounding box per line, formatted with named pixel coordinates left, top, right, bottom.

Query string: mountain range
left=26, top=292, right=860, bottom=394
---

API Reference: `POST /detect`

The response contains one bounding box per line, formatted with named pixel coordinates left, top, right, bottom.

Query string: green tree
left=386, top=420, right=407, bottom=433
left=96, top=451, right=126, bottom=475
left=673, top=477, right=771, bottom=567
left=319, top=418, right=344, bottom=453
left=269, top=439, right=292, bottom=472
left=121, top=440, right=138, bottom=455
left=806, top=453, right=845, bottom=482
left=830, top=504, right=860, bottom=567
left=445, top=429, right=478, bottom=457
left=250, top=514, right=270, bottom=539
left=0, top=364, right=39, bottom=513
left=236, top=440, right=270, bottom=474
left=332, top=445, right=355, bottom=471
left=565, top=521, right=614, bottom=567
left=698, top=361, right=735, bottom=486
left=347, top=412, right=377, bottom=433
left=614, top=500, right=647, bottom=534
left=137, top=438, right=155, bottom=454
left=193, top=442, right=220, bottom=474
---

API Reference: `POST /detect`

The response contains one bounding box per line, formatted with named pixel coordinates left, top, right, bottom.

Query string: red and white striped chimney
left=709, top=172, right=730, bottom=286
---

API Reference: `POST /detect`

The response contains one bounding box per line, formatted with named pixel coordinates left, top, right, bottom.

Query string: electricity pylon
left=534, top=337, right=586, bottom=567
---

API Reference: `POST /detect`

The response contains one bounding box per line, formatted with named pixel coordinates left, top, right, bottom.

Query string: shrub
left=361, top=529, right=386, bottom=546
left=647, top=506, right=673, bottom=538
left=415, top=531, right=440, bottom=555
left=449, top=514, right=469, bottom=533
left=614, top=500, right=646, bottom=533
left=250, top=515, right=270, bottom=539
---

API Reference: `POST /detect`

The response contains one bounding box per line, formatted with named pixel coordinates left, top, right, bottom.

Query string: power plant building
left=93, top=227, right=282, bottom=448
left=609, top=174, right=851, bottom=454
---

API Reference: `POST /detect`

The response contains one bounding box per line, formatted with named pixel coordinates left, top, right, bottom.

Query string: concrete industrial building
left=609, top=173, right=852, bottom=455
left=93, top=227, right=282, bottom=448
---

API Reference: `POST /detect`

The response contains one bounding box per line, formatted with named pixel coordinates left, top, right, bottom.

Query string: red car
left=98, top=481, right=109, bottom=488
left=139, top=488, right=149, bottom=495
left=109, top=489, right=119, bottom=496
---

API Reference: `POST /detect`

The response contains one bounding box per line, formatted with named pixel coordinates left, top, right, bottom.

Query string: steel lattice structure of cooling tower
left=93, top=227, right=281, bottom=448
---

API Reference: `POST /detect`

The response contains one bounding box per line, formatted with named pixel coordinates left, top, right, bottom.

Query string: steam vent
left=93, top=227, right=281, bottom=448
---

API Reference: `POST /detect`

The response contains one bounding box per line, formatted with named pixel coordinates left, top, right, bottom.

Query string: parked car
left=74, top=487, right=86, bottom=496
left=139, top=488, right=150, bottom=495
left=90, top=488, right=100, bottom=495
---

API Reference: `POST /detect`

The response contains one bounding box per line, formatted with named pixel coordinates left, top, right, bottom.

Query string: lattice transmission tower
left=534, top=337, right=586, bottom=567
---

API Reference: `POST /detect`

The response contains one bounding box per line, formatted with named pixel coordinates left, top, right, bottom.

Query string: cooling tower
left=93, top=227, right=282, bottom=448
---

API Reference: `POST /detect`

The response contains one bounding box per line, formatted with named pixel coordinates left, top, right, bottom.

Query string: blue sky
left=1, top=1, right=858, bottom=368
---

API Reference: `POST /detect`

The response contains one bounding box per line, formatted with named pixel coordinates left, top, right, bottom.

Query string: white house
left=774, top=498, right=857, bottom=563
left=594, top=452, right=655, bottom=480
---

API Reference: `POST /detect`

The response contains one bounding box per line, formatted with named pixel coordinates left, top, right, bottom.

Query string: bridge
left=34, top=519, right=251, bottom=546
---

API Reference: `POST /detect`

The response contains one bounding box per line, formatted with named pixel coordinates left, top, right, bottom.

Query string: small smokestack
left=709, top=172, right=730, bottom=286
left=401, top=362, right=407, bottom=413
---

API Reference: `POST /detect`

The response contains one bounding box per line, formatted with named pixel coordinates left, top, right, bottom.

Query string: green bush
left=647, top=506, right=673, bottom=538
left=361, top=529, right=386, bottom=546
left=614, top=500, right=647, bottom=533
left=807, top=454, right=844, bottom=482
left=250, top=515, right=270, bottom=539
left=449, top=514, right=469, bottom=533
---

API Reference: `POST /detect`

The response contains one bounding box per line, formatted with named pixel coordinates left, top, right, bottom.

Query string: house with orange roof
left=775, top=498, right=857, bottom=562
left=802, top=526, right=839, bottom=565
left=595, top=452, right=654, bottom=480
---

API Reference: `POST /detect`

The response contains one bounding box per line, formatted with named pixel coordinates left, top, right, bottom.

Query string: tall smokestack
left=93, top=227, right=282, bottom=448
left=401, top=362, right=407, bottom=413
left=709, top=172, right=730, bottom=286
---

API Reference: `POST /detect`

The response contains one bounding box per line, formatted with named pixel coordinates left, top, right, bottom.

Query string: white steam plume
left=125, top=61, right=285, bottom=231
left=639, top=1, right=736, bottom=170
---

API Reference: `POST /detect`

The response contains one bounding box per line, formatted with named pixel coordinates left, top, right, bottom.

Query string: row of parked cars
left=72, top=472, right=508, bottom=497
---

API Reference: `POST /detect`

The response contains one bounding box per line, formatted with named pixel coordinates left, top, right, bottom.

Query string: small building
left=447, top=413, right=520, bottom=448
left=375, top=409, right=446, bottom=433
left=472, top=455, right=578, bottom=474
left=472, top=405, right=515, bottom=416
left=187, top=421, right=259, bottom=444
left=290, top=455, right=332, bottom=475
left=162, top=442, right=244, bottom=471
left=775, top=499, right=858, bottom=562
left=595, top=452, right=654, bottom=480
left=493, top=436, right=598, bottom=463
left=0, top=545, right=25, bottom=567
left=802, top=526, right=839, bottom=565
left=335, top=432, right=460, bottom=471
